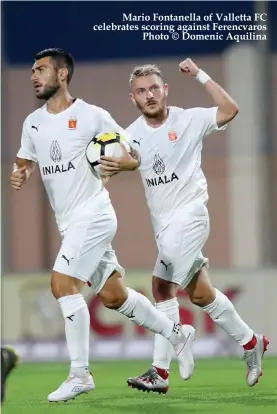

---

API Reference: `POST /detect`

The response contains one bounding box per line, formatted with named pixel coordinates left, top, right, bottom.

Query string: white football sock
left=117, top=288, right=175, bottom=339
left=58, top=294, right=90, bottom=377
left=152, top=298, right=180, bottom=370
left=202, top=288, right=254, bottom=346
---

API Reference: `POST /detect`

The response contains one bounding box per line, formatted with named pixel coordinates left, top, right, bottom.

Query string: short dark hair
left=34, top=48, right=74, bottom=84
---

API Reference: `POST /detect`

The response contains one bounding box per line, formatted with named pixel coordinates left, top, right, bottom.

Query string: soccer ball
left=86, top=132, right=130, bottom=177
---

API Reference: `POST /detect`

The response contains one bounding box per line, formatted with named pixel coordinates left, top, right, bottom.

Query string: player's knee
left=185, top=266, right=215, bottom=307
left=152, top=277, right=177, bottom=302
left=98, top=271, right=128, bottom=309
left=51, top=272, right=83, bottom=299
left=103, top=298, right=125, bottom=310
left=100, top=291, right=127, bottom=310
left=188, top=288, right=215, bottom=307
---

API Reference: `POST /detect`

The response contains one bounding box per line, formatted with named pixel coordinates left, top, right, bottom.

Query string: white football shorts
left=153, top=210, right=210, bottom=288
left=53, top=211, right=124, bottom=294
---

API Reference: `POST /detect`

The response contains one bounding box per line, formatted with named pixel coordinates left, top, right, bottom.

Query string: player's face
left=31, top=57, right=61, bottom=100
left=130, top=75, right=168, bottom=118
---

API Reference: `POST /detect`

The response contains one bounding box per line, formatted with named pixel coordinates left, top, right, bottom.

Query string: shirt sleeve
left=125, top=124, right=134, bottom=147
left=16, top=118, right=37, bottom=162
left=190, top=107, right=227, bottom=138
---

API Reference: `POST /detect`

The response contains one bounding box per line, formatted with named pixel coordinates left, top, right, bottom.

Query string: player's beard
left=140, top=101, right=166, bottom=120
left=36, top=83, right=60, bottom=101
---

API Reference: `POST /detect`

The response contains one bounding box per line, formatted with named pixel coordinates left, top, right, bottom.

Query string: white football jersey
left=17, top=98, right=126, bottom=231
left=126, top=106, right=226, bottom=235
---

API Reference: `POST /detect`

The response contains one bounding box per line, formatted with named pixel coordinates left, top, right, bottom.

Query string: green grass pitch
left=3, top=358, right=276, bottom=414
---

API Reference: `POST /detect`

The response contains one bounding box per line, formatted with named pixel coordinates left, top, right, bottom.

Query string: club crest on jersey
left=168, top=128, right=178, bottom=142
left=68, top=116, right=77, bottom=130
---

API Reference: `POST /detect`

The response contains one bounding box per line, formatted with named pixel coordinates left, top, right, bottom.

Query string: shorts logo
left=153, top=153, right=165, bottom=175
left=168, top=128, right=178, bottom=142
left=160, top=260, right=172, bottom=271
left=61, top=255, right=73, bottom=266
left=50, top=141, right=62, bottom=163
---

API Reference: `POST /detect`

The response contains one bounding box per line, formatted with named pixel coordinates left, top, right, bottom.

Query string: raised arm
left=179, top=58, right=239, bottom=128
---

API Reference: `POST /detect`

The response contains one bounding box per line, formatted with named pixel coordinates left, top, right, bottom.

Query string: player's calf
left=99, top=271, right=195, bottom=357
left=200, top=288, right=269, bottom=386
left=186, top=268, right=269, bottom=386
left=99, top=273, right=180, bottom=340
left=50, top=270, right=92, bottom=401
left=98, top=272, right=196, bottom=393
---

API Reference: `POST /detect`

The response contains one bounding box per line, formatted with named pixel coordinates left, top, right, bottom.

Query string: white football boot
left=244, top=334, right=269, bottom=387
left=175, top=324, right=195, bottom=380
left=48, top=373, right=95, bottom=402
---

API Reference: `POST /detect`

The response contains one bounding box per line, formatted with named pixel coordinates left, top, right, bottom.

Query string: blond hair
left=129, top=64, right=163, bottom=86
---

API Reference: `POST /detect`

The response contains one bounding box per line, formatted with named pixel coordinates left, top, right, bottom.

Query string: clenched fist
left=10, top=164, right=27, bottom=191
left=179, top=58, right=199, bottom=77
